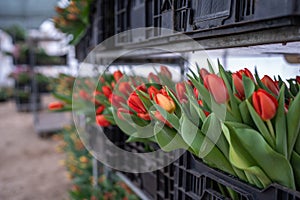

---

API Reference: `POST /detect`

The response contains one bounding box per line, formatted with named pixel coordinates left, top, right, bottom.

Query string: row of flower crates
left=86, top=125, right=300, bottom=200
left=75, top=0, right=300, bottom=59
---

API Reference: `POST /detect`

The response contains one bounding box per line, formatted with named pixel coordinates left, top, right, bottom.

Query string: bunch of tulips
left=50, top=61, right=300, bottom=196
left=94, top=62, right=300, bottom=195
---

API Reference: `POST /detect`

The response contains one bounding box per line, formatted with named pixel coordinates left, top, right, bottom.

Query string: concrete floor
left=0, top=97, right=71, bottom=200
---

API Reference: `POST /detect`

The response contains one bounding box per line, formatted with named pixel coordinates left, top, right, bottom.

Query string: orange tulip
left=147, top=86, right=160, bottom=100
left=204, top=74, right=229, bottom=104
left=160, top=66, right=172, bottom=79
left=261, top=75, right=279, bottom=96
left=113, top=70, right=123, bottom=82
left=96, top=115, right=110, bottom=127
left=176, top=82, right=187, bottom=103
left=252, top=89, right=278, bottom=121
left=154, top=89, right=176, bottom=113
left=48, top=101, right=64, bottom=110
left=137, top=113, right=151, bottom=121
left=232, top=68, right=254, bottom=99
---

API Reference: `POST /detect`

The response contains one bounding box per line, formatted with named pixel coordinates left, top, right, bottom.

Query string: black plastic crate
left=91, top=0, right=115, bottom=46
left=174, top=152, right=300, bottom=200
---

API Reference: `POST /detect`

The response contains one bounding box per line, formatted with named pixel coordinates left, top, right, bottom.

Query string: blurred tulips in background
left=48, top=101, right=64, bottom=110
left=160, top=65, right=172, bottom=79
left=113, top=70, right=123, bottom=82
left=96, top=115, right=110, bottom=127
left=102, top=86, right=112, bottom=98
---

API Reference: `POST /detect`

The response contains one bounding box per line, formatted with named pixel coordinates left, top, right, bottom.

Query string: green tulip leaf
left=154, top=124, right=188, bottom=152
left=246, top=100, right=275, bottom=148
left=239, top=101, right=255, bottom=127
left=287, top=91, right=300, bottom=159
left=181, top=114, right=235, bottom=175
left=207, top=59, right=216, bottom=74
left=223, top=124, right=295, bottom=189
left=275, top=86, right=288, bottom=158
left=291, top=151, right=300, bottom=189
left=153, top=104, right=180, bottom=131
left=242, top=75, right=256, bottom=99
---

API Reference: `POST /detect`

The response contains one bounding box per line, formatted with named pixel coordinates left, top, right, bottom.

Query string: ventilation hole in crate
left=239, top=0, right=255, bottom=21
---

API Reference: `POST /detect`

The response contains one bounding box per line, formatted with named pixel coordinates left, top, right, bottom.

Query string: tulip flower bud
left=148, top=86, right=160, bottom=100
left=261, top=75, right=279, bottom=96
left=127, top=92, right=147, bottom=114
left=160, top=66, right=172, bottom=79
left=148, top=72, right=160, bottom=83
left=194, top=87, right=199, bottom=99
left=96, top=105, right=105, bottom=115
left=102, top=86, right=112, bottom=98
left=137, top=113, right=151, bottom=121
left=48, top=101, right=64, bottom=110
left=204, top=74, right=229, bottom=104
left=232, top=68, right=254, bottom=99
left=154, top=92, right=176, bottom=113
left=113, top=70, right=123, bottom=82
left=110, top=94, right=126, bottom=108
left=252, top=89, right=278, bottom=121
left=176, top=82, right=187, bottom=103
left=117, top=108, right=133, bottom=120
left=79, top=90, right=90, bottom=100
left=118, top=82, right=132, bottom=96
left=96, top=115, right=110, bottom=127
left=199, top=68, right=210, bottom=80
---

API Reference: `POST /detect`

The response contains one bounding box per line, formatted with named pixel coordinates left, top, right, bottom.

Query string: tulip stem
left=266, top=120, right=275, bottom=141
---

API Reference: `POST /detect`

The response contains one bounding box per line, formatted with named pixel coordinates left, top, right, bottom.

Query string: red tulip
left=102, top=86, right=112, bottom=98
left=200, top=68, right=210, bottom=80
left=194, top=87, right=199, bottom=99
left=154, top=111, right=172, bottom=128
left=93, top=91, right=102, bottom=105
left=118, top=82, right=132, bottom=96
left=111, top=81, right=115, bottom=88
left=79, top=90, right=90, bottom=100
left=252, top=89, right=278, bottom=121
left=296, top=76, right=300, bottom=84
left=117, top=108, right=133, bottom=120
left=160, top=65, right=172, bottom=79
left=127, top=92, right=147, bottom=114
left=96, top=105, right=105, bottom=115
left=204, top=74, right=229, bottom=104
left=148, top=72, right=160, bottom=83
left=154, top=89, right=176, bottom=113
left=48, top=101, right=64, bottom=110
left=110, top=94, right=126, bottom=108
left=261, top=75, right=279, bottom=96
left=137, top=113, right=151, bottom=121
left=96, top=115, right=110, bottom=127
left=147, top=86, right=160, bottom=100
left=232, top=68, right=254, bottom=99
left=113, top=70, right=123, bottom=82
left=176, top=82, right=187, bottom=103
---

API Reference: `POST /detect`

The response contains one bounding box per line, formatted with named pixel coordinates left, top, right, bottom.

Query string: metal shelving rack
left=78, top=0, right=300, bottom=199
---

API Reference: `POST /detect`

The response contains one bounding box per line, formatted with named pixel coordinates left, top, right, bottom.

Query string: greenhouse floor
left=0, top=97, right=71, bottom=200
